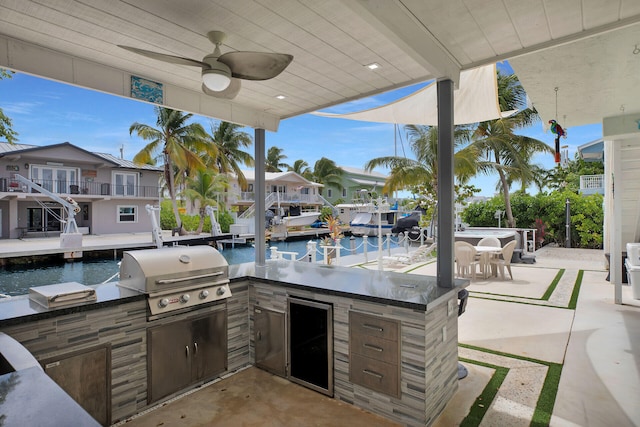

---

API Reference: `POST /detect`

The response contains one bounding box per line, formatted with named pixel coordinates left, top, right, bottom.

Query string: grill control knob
left=180, top=294, right=190, bottom=304
left=216, top=287, right=227, bottom=297
left=158, top=298, right=169, bottom=308
left=199, top=290, right=209, bottom=299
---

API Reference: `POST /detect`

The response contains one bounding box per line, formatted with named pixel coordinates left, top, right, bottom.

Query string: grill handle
left=156, top=271, right=224, bottom=285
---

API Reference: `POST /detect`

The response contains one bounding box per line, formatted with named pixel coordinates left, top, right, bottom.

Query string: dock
left=217, top=227, right=332, bottom=248
left=0, top=228, right=334, bottom=265
left=0, top=232, right=232, bottom=265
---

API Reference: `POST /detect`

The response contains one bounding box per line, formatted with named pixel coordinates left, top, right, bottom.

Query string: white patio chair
left=383, top=242, right=436, bottom=265
left=490, top=240, right=517, bottom=280
left=477, top=236, right=501, bottom=248
left=455, top=241, right=480, bottom=279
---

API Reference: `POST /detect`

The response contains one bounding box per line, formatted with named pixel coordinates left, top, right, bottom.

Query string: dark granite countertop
left=0, top=283, right=144, bottom=327
left=230, top=260, right=468, bottom=310
left=0, top=366, right=101, bottom=426
left=0, top=260, right=467, bottom=326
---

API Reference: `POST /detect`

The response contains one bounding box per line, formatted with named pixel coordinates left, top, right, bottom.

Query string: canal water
left=0, top=236, right=399, bottom=297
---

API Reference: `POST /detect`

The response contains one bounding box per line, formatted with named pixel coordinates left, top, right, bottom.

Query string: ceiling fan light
left=202, top=63, right=231, bottom=91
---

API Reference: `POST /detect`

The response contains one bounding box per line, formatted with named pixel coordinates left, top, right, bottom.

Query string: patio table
left=474, top=246, right=501, bottom=279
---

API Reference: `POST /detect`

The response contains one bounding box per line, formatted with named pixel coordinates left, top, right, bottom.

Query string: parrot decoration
left=549, top=119, right=566, bottom=163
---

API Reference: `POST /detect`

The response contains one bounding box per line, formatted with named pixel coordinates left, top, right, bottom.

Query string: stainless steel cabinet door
left=148, top=320, right=192, bottom=403
left=191, top=310, right=227, bottom=380
left=43, top=345, right=111, bottom=426
left=254, top=307, right=286, bottom=377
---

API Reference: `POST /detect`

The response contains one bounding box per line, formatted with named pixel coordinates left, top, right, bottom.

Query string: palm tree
left=471, top=72, right=553, bottom=227
left=289, top=159, right=313, bottom=180
left=364, top=124, right=476, bottom=196
left=183, top=169, right=229, bottom=234
left=205, top=121, right=254, bottom=189
left=130, top=107, right=210, bottom=233
left=266, top=146, right=289, bottom=172
left=312, top=158, right=344, bottom=195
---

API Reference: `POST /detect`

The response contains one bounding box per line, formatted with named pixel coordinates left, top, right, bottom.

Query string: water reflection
left=0, top=236, right=396, bottom=297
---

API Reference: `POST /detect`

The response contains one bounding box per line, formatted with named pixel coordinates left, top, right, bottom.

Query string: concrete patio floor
left=2, top=235, right=637, bottom=426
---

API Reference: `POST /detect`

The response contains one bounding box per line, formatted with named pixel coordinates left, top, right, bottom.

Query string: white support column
left=612, top=140, right=623, bottom=304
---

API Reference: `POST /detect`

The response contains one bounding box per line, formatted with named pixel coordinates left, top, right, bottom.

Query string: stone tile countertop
left=230, top=260, right=468, bottom=310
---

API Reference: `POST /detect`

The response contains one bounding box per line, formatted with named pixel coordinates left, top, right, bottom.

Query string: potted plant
left=320, top=216, right=344, bottom=264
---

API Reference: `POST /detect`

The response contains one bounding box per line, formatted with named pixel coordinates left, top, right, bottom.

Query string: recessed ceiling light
left=366, top=63, right=380, bottom=70
left=276, top=95, right=286, bottom=100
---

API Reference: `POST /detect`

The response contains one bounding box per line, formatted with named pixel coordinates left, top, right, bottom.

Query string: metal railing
left=238, top=191, right=321, bottom=204
left=0, top=175, right=160, bottom=198
left=579, top=174, right=604, bottom=195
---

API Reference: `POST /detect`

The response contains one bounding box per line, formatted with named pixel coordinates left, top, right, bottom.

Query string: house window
left=30, top=165, right=79, bottom=193
left=117, top=205, right=137, bottom=223
left=300, top=187, right=309, bottom=195
left=247, top=184, right=254, bottom=192
left=27, top=207, right=62, bottom=231
left=342, top=188, right=347, bottom=197
left=327, top=189, right=332, bottom=198
left=113, top=172, right=138, bottom=196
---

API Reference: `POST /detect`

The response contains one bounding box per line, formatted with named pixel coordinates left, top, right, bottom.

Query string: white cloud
left=2, top=101, right=42, bottom=115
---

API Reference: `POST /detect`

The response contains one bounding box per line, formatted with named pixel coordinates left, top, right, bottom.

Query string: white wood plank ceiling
left=0, top=0, right=639, bottom=130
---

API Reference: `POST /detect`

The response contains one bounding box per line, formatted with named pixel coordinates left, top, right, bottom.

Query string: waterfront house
left=0, top=142, right=163, bottom=239
left=227, top=170, right=325, bottom=218
left=323, top=166, right=388, bottom=205
left=577, top=138, right=605, bottom=196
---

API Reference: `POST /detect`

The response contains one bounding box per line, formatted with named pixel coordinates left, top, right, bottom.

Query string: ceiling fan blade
left=119, top=45, right=207, bottom=68
left=201, top=78, right=242, bottom=99
left=218, top=52, right=293, bottom=80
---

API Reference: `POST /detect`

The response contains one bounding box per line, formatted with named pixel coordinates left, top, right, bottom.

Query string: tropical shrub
left=160, top=199, right=233, bottom=233
left=461, top=191, right=603, bottom=249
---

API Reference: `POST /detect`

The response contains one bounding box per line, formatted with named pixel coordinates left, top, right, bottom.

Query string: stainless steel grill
left=118, top=246, right=231, bottom=318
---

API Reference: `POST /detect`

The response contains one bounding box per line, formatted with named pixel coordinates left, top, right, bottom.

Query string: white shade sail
left=313, top=64, right=514, bottom=125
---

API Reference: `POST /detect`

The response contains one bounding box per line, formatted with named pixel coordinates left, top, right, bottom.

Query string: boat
left=280, top=211, right=321, bottom=228
left=349, top=199, right=402, bottom=237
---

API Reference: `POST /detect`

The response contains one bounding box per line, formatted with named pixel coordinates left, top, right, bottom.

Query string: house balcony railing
left=580, top=174, right=605, bottom=195
left=0, top=175, right=160, bottom=198
left=235, top=191, right=321, bottom=205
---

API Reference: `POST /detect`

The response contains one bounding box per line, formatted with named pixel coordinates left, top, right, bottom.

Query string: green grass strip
left=458, top=358, right=509, bottom=427
left=567, top=270, right=584, bottom=309
left=468, top=269, right=564, bottom=301
left=459, top=343, right=565, bottom=427
left=531, top=362, right=563, bottom=427
left=540, top=269, right=565, bottom=300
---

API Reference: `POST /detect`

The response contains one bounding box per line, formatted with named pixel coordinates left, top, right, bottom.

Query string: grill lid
left=118, top=246, right=228, bottom=293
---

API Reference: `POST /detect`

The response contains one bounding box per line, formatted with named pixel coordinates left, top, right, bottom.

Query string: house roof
left=0, top=141, right=162, bottom=171
left=94, top=152, right=163, bottom=171
left=340, top=166, right=387, bottom=179
left=241, top=170, right=322, bottom=187
left=577, top=139, right=604, bottom=162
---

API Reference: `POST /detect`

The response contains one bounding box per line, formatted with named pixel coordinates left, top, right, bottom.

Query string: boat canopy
left=351, top=212, right=373, bottom=226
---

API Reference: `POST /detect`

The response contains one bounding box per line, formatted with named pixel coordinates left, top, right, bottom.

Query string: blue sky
left=0, top=64, right=602, bottom=197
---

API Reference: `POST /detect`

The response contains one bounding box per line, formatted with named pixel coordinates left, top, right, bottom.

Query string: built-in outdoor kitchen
left=0, top=246, right=467, bottom=427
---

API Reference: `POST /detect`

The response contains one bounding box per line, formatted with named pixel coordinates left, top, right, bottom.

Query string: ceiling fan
left=119, top=31, right=293, bottom=99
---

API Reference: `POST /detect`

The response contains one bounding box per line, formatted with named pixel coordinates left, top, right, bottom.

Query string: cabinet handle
left=185, top=345, right=189, bottom=358
left=363, top=343, right=383, bottom=352
left=362, top=323, right=383, bottom=332
left=363, top=369, right=383, bottom=380
left=194, top=342, right=198, bottom=355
